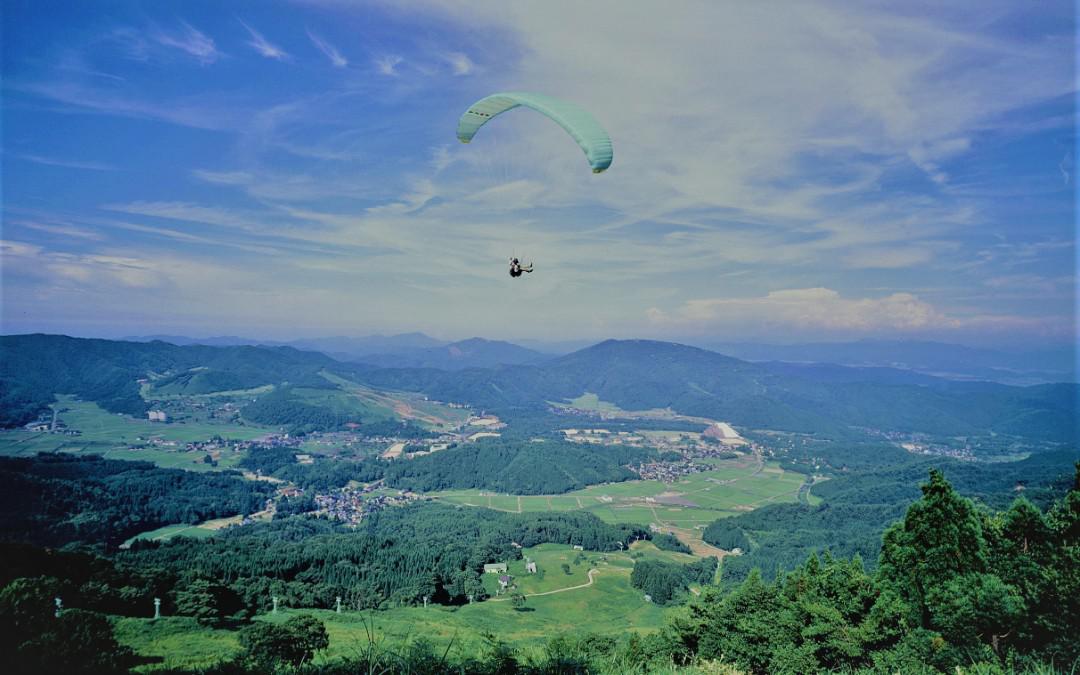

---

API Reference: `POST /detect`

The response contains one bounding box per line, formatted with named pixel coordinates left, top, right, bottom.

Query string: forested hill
left=0, top=334, right=366, bottom=427
left=3, top=335, right=1077, bottom=442
left=358, top=339, right=1079, bottom=442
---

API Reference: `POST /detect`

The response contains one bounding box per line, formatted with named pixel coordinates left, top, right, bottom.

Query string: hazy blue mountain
left=289, top=333, right=445, bottom=357
left=355, top=337, right=550, bottom=370
left=120, top=332, right=446, bottom=359
left=358, top=339, right=1078, bottom=442
left=702, top=339, right=1077, bottom=385
left=513, top=338, right=601, bottom=355
left=121, top=334, right=273, bottom=347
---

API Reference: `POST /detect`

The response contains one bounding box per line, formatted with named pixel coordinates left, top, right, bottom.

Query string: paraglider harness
left=509, top=257, right=533, bottom=278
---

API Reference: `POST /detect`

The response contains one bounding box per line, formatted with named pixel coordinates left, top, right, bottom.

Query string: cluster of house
left=483, top=558, right=540, bottom=591
left=147, top=410, right=168, bottom=422
left=313, top=488, right=419, bottom=525
left=632, top=459, right=709, bottom=482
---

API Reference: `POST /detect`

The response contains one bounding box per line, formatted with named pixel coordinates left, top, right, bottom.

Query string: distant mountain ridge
left=121, top=332, right=447, bottom=360
left=703, top=339, right=1076, bottom=385
left=2, top=335, right=1076, bottom=443
left=354, top=337, right=550, bottom=370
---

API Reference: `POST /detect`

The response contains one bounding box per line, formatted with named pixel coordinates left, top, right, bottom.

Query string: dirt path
left=489, top=569, right=599, bottom=601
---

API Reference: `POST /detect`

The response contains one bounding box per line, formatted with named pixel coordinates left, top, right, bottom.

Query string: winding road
left=489, top=568, right=599, bottom=601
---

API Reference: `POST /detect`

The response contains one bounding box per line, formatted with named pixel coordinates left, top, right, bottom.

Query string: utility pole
left=335, top=596, right=342, bottom=614
left=153, top=598, right=161, bottom=620
left=423, top=596, right=429, bottom=609
left=272, top=596, right=279, bottom=614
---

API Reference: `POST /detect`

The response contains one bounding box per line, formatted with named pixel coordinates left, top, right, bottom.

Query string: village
left=312, top=485, right=423, bottom=525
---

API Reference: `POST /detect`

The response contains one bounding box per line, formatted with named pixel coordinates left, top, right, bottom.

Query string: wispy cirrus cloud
left=19, top=81, right=244, bottom=130
left=307, top=30, right=347, bottom=67
left=152, top=21, right=220, bottom=65
left=191, top=169, right=255, bottom=186
left=18, top=154, right=116, bottom=171
left=238, top=19, right=290, bottom=60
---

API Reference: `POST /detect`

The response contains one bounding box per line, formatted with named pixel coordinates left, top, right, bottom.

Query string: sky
left=1, top=0, right=1076, bottom=347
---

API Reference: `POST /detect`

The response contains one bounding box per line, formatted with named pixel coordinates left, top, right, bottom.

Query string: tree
left=511, top=592, right=526, bottom=610
left=877, top=470, right=1022, bottom=664
left=175, top=579, right=247, bottom=626
left=285, top=614, right=330, bottom=663
left=240, top=615, right=329, bottom=669
left=0, top=578, right=131, bottom=674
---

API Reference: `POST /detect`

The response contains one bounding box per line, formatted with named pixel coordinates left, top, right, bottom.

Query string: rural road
left=490, top=568, right=598, bottom=601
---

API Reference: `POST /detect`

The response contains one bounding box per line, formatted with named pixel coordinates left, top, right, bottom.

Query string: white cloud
left=648, top=287, right=953, bottom=333
left=307, top=30, right=348, bottom=67
left=2, top=239, right=160, bottom=289
left=443, top=51, right=474, bottom=75
left=375, top=54, right=403, bottom=75
left=238, top=19, right=290, bottom=60
left=153, top=21, right=220, bottom=65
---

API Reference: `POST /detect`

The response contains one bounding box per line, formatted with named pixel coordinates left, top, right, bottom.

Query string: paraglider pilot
left=509, top=257, right=534, bottom=278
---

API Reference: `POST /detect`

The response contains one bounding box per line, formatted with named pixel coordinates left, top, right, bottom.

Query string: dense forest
left=382, top=438, right=651, bottom=494
left=0, top=454, right=273, bottom=548
left=238, top=438, right=653, bottom=495
left=706, top=450, right=1077, bottom=584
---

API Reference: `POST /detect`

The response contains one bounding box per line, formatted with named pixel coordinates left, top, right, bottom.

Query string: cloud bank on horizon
left=1, top=0, right=1075, bottom=347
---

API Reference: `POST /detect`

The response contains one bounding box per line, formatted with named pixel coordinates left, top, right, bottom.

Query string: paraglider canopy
left=456, top=92, right=613, bottom=173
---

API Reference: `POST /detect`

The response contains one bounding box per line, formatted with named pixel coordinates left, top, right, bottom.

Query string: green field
left=115, top=544, right=672, bottom=671
left=431, top=457, right=806, bottom=552
left=0, top=397, right=268, bottom=471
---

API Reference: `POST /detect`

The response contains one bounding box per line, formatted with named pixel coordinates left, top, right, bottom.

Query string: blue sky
left=1, top=0, right=1075, bottom=347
